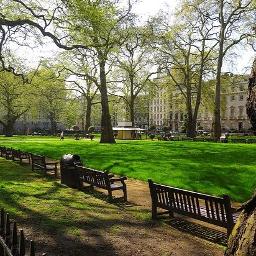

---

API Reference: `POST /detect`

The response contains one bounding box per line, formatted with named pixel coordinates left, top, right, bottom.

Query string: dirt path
left=91, top=178, right=226, bottom=256
left=23, top=161, right=226, bottom=255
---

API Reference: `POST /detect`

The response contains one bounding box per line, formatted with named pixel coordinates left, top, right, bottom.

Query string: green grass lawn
left=0, top=157, right=150, bottom=255
left=0, top=135, right=255, bottom=202
left=0, top=157, right=224, bottom=255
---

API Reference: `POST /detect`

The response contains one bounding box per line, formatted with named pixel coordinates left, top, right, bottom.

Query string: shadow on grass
left=164, top=218, right=227, bottom=246
left=2, top=138, right=256, bottom=202
left=0, top=159, right=152, bottom=256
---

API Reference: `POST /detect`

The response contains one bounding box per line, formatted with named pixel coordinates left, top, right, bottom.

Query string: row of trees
left=0, top=68, right=68, bottom=136
left=0, top=0, right=255, bottom=142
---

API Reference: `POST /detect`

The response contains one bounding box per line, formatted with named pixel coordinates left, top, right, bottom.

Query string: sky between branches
left=15, top=0, right=254, bottom=74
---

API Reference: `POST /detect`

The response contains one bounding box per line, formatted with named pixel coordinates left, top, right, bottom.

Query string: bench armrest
left=45, top=161, right=58, bottom=166
left=110, top=177, right=127, bottom=183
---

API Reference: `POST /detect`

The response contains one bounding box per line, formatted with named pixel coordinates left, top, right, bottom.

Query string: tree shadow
left=164, top=217, right=227, bottom=246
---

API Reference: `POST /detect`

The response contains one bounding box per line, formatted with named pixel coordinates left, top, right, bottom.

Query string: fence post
left=0, top=209, right=5, bottom=236
left=29, top=240, right=35, bottom=256
left=5, top=213, right=10, bottom=246
left=19, top=229, right=25, bottom=256
left=11, top=222, right=18, bottom=254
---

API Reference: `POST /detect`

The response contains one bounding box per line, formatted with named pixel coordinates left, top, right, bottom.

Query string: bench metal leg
left=123, top=185, right=127, bottom=201
left=152, top=204, right=157, bottom=219
left=54, top=168, right=57, bottom=178
left=169, top=210, right=174, bottom=217
left=108, top=190, right=113, bottom=200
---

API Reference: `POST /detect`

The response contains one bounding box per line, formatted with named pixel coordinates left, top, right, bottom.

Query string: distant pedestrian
left=60, top=131, right=64, bottom=140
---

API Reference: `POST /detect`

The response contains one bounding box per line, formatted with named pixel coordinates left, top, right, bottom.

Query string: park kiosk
left=113, top=122, right=145, bottom=140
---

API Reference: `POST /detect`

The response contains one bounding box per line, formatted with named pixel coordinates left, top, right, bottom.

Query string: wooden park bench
left=245, top=138, right=256, bottom=144
left=205, top=138, right=215, bottom=142
left=148, top=179, right=239, bottom=236
left=5, top=147, right=13, bottom=160
left=0, top=146, right=6, bottom=158
left=79, top=167, right=127, bottom=201
left=230, top=138, right=247, bottom=143
left=12, top=149, right=31, bottom=164
left=193, top=137, right=205, bottom=142
left=30, top=153, right=58, bottom=177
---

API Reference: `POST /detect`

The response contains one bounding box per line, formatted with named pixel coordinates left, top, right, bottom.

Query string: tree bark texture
left=49, top=112, right=57, bottom=135
left=225, top=193, right=256, bottom=256
left=99, top=61, right=115, bottom=143
left=129, top=97, right=135, bottom=127
left=85, top=98, right=92, bottom=132
left=3, top=120, right=15, bottom=137
left=246, top=58, right=256, bottom=131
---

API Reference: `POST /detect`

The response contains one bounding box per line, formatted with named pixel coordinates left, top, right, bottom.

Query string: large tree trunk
left=185, top=83, right=197, bottom=138
left=3, top=120, right=15, bottom=137
left=226, top=60, right=256, bottom=254
left=129, top=97, right=135, bottom=127
left=186, top=114, right=197, bottom=138
left=225, top=193, right=256, bottom=256
left=213, top=4, right=225, bottom=140
left=84, top=98, right=92, bottom=132
left=246, top=58, right=256, bottom=131
left=99, top=61, right=115, bottom=143
left=49, top=113, right=57, bottom=135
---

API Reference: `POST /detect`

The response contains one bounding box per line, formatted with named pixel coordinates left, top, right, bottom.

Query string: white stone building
left=149, top=75, right=251, bottom=132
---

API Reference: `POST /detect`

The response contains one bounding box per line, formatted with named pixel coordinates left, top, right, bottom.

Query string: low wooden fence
left=0, top=209, right=41, bottom=256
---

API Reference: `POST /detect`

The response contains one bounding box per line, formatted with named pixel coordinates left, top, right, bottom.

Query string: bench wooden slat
left=79, top=167, right=127, bottom=201
left=31, top=154, right=58, bottom=177
left=148, top=179, right=236, bottom=236
left=215, top=201, right=220, bottom=221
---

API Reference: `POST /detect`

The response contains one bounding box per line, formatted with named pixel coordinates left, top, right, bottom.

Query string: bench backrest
left=31, top=154, right=45, bottom=167
left=12, top=149, right=20, bottom=158
left=148, top=180, right=234, bottom=228
left=79, top=167, right=110, bottom=189
left=0, top=146, right=6, bottom=156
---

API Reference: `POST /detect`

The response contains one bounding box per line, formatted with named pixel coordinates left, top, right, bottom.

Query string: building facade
left=149, top=75, right=251, bottom=132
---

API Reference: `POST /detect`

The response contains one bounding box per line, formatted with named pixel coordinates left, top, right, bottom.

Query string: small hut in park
left=113, top=122, right=145, bottom=140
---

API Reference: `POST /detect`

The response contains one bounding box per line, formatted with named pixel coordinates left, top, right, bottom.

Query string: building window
left=180, top=113, right=184, bottom=121
left=238, top=122, right=243, bottom=131
left=238, top=106, right=244, bottom=117
left=239, top=94, right=244, bottom=101
left=175, top=112, right=179, bottom=120
left=230, top=106, right=235, bottom=118
left=170, top=112, right=173, bottom=120
left=231, top=95, right=235, bottom=101
left=239, top=85, right=244, bottom=91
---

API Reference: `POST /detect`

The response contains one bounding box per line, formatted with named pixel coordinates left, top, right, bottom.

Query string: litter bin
left=60, top=154, right=83, bottom=188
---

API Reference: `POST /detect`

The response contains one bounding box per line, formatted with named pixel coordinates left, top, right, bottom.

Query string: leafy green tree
left=111, top=26, right=158, bottom=126
left=59, top=51, right=100, bottom=132
left=31, top=68, right=67, bottom=135
left=0, top=0, right=133, bottom=143
left=62, top=0, right=133, bottom=143
left=0, top=71, right=30, bottom=136
left=152, top=1, right=218, bottom=138
left=211, top=0, right=255, bottom=139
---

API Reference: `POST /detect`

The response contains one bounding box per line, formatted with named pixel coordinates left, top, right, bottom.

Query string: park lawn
left=0, top=136, right=255, bottom=202
left=0, top=158, right=225, bottom=256
left=0, top=157, right=150, bottom=255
